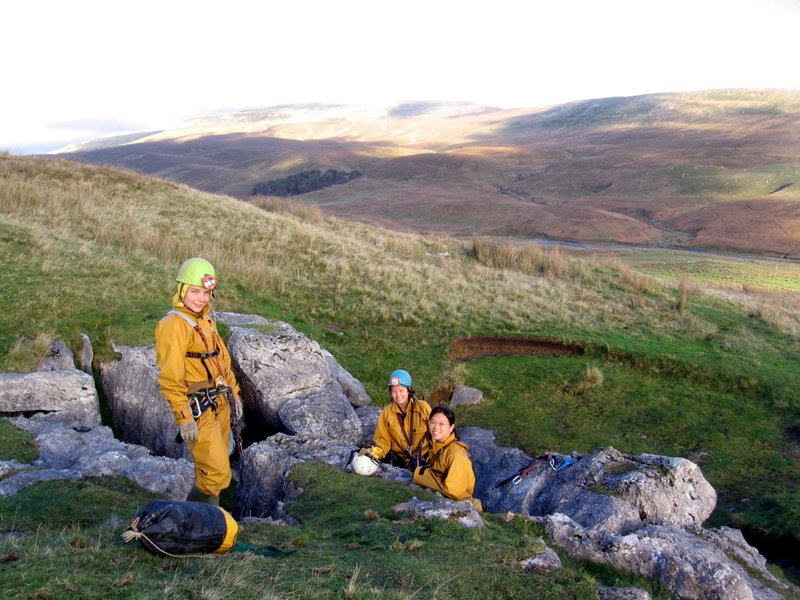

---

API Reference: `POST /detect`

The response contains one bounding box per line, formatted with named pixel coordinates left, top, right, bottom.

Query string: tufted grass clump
left=580, top=365, right=605, bottom=388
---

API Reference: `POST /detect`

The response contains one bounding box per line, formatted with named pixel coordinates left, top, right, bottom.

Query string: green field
left=619, top=248, right=800, bottom=291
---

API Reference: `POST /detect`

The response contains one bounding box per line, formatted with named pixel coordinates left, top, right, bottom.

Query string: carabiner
left=190, top=397, right=202, bottom=419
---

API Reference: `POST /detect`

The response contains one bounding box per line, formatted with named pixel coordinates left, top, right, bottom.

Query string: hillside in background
left=58, top=90, right=800, bottom=258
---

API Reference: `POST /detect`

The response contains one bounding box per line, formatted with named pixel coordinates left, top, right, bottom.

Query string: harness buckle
left=187, top=388, right=220, bottom=420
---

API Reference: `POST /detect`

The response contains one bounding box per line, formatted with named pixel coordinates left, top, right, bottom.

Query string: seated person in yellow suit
left=413, top=405, right=483, bottom=511
left=155, top=257, right=243, bottom=506
left=362, top=369, right=431, bottom=469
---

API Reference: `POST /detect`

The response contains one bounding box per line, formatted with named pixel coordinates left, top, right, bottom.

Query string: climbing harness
left=187, top=385, right=230, bottom=419
left=168, top=309, right=226, bottom=384
left=392, top=398, right=426, bottom=470
left=416, top=436, right=456, bottom=477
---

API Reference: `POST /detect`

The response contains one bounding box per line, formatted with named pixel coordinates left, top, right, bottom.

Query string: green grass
left=1, top=153, right=799, bottom=593
left=0, top=464, right=672, bottom=599
left=618, top=248, right=800, bottom=292
left=0, top=419, right=38, bottom=464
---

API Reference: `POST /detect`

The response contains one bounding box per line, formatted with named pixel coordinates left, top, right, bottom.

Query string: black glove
left=410, top=454, right=430, bottom=472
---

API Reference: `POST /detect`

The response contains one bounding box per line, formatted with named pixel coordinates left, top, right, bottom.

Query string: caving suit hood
left=172, top=284, right=212, bottom=316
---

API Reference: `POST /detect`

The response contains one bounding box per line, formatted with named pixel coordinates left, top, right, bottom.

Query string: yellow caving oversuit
left=155, top=289, right=240, bottom=501
left=369, top=398, right=431, bottom=468
left=413, top=433, right=483, bottom=511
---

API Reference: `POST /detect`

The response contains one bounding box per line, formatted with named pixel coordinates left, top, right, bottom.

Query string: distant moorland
left=58, top=89, right=800, bottom=258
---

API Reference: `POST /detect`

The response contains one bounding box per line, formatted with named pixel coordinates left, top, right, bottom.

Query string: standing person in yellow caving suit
left=360, top=369, right=431, bottom=470
left=155, top=257, right=243, bottom=506
left=413, top=405, right=483, bottom=511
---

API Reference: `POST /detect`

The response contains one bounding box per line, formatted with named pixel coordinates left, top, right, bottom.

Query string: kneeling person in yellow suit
left=155, top=258, right=243, bottom=506
left=413, top=406, right=483, bottom=511
left=364, top=369, right=431, bottom=470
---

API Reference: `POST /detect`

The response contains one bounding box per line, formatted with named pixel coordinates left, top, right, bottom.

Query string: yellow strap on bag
left=215, top=507, right=239, bottom=554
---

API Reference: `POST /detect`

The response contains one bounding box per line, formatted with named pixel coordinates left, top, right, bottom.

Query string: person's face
left=183, top=285, right=212, bottom=313
left=428, top=412, right=455, bottom=443
left=390, top=385, right=410, bottom=409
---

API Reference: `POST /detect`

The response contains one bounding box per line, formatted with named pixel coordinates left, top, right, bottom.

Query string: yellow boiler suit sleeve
left=155, top=313, right=195, bottom=426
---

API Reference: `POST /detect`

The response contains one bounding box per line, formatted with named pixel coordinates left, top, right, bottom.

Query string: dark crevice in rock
left=739, top=527, right=800, bottom=587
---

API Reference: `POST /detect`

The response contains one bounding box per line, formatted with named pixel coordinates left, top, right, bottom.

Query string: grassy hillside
left=59, top=90, right=800, bottom=257
left=1, top=153, right=800, bottom=593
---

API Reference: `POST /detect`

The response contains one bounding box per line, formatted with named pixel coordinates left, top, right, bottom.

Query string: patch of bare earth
left=421, top=337, right=586, bottom=407
left=447, top=336, right=585, bottom=361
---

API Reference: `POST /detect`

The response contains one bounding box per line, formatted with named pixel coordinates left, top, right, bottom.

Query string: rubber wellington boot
left=187, top=485, right=217, bottom=505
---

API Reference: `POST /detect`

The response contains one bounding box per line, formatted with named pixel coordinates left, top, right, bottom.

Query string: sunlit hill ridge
left=57, top=89, right=800, bottom=258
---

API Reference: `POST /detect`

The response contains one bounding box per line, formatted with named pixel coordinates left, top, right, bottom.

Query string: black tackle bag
left=122, top=500, right=239, bottom=556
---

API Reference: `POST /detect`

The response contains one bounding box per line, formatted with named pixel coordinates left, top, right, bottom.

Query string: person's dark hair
left=430, top=405, right=458, bottom=438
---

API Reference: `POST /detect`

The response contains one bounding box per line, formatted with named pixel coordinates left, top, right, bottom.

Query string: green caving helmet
left=176, top=257, right=217, bottom=291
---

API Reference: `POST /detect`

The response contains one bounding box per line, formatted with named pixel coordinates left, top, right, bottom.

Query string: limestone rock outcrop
left=460, top=427, right=789, bottom=600
left=1, top=417, right=193, bottom=500
left=0, top=369, right=100, bottom=429
left=227, top=324, right=363, bottom=442
left=100, top=343, right=188, bottom=459
left=1, top=326, right=795, bottom=600
left=233, top=433, right=355, bottom=518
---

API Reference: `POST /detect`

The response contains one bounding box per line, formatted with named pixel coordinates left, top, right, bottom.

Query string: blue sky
left=1, top=0, right=798, bottom=154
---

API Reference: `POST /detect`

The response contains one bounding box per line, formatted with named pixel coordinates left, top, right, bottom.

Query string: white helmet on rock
left=351, top=454, right=380, bottom=476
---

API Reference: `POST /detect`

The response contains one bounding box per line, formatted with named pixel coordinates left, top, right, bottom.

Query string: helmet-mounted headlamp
left=201, top=274, right=217, bottom=290
left=390, top=376, right=401, bottom=386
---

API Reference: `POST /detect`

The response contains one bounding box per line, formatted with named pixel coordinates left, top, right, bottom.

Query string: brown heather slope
left=57, top=91, right=800, bottom=257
